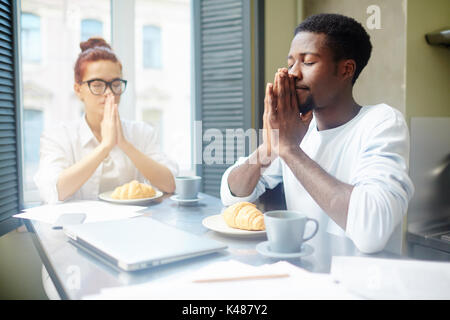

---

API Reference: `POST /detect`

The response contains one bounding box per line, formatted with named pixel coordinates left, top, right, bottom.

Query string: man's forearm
left=280, top=145, right=353, bottom=230
left=227, top=151, right=264, bottom=197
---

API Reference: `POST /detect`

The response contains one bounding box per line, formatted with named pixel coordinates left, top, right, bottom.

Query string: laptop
left=63, top=217, right=227, bottom=271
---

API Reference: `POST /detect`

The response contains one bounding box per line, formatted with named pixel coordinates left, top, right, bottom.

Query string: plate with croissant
left=99, top=180, right=163, bottom=205
left=202, top=202, right=266, bottom=238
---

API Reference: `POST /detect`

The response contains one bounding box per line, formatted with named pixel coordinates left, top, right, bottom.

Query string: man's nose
left=288, top=62, right=302, bottom=79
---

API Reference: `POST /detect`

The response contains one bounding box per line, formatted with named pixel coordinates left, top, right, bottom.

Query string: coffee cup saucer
left=170, top=195, right=201, bottom=205
left=256, top=241, right=314, bottom=259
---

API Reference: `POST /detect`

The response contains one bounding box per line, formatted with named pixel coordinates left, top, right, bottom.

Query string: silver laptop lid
left=63, top=217, right=227, bottom=271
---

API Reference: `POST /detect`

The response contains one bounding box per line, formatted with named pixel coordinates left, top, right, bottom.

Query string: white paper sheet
left=83, top=260, right=361, bottom=300
left=330, top=256, right=450, bottom=300
left=14, top=200, right=146, bottom=225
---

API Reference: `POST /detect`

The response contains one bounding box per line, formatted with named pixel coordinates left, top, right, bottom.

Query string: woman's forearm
left=57, top=144, right=110, bottom=201
left=121, top=142, right=175, bottom=193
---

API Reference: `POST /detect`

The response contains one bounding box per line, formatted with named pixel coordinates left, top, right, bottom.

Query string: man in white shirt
left=221, top=13, right=414, bottom=254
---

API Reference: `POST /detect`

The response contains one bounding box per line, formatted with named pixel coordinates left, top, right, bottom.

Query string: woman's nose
left=104, top=85, right=114, bottom=96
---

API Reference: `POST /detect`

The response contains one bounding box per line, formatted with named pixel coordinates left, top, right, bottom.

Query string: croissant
left=111, top=180, right=156, bottom=200
left=222, top=202, right=265, bottom=231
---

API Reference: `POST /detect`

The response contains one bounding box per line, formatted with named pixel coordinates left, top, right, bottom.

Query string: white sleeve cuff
left=220, top=155, right=284, bottom=206
left=220, top=166, right=261, bottom=206
left=34, top=170, right=63, bottom=205
left=220, top=157, right=263, bottom=206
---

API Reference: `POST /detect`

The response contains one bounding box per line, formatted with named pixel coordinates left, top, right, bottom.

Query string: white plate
left=98, top=190, right=163, bottom=205
left=202, top=214, right=266, bottom=238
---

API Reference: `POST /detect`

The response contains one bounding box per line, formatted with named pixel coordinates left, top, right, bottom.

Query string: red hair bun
left=74, top=37, right=122, bottom=83
left=79, top=37, right=112, bottom=52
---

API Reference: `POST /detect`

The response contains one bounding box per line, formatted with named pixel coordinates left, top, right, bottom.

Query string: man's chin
left=299, top=104, right=314, bottom=114
left=296, top=92, right=311, bottom=109
left=297, top=95, right=315, bottom=114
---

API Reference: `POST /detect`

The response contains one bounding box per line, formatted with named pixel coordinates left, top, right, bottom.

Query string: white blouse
left=34, top=115, right=178, bottom=204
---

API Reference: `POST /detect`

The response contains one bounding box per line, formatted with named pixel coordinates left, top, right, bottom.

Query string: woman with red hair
left=34, top=37, right=177, bottom=203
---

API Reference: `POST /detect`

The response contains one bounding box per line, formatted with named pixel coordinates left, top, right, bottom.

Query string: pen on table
left=192, top=273, right=290, bottom=283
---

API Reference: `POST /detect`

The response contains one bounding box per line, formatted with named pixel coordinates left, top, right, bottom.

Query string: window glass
left=21, top=12, right=41, bottom=62
left=20, top=0, right=111, bottom=203
left=81, top=19, right=103, bottom=41
left=136, top=0, right=192, bottom=175
left=143, top=25, right=162, bottom=69
left=20, top=0, right=192, bottom=204
left=22, top=109, right=43, bottom=193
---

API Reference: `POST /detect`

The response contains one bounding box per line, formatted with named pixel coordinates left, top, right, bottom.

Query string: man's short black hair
left=295, top=13, right=372, bottom=84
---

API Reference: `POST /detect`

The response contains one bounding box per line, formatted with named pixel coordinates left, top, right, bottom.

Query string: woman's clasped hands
left=100, top=93, right=128, bottom=153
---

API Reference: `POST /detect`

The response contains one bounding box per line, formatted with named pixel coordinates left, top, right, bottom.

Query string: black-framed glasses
left=81, top=78, right=128, bottom=95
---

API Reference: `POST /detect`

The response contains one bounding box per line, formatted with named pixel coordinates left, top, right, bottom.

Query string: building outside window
left=20, top=0, right=111, bottom=203
left=81, top=18, right=103, bottom=41
left=19, top=0, right=192, bottom=204
left=143, top=25, right=162, bottom=69
left=21, top=12, right=41, bottom=63
left=136, top=0, right=192, bottom=175
left=23, top=109, right=43, bottom=165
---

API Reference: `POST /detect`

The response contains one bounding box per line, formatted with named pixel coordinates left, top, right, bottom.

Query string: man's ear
left=339, top=59, right=356, bottom=82
left=74, top=83, right=83, bottom=101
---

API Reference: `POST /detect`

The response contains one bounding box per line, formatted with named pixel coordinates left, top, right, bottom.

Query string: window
left=20, top=0, right=111, bottom=204
left=19, top=0, right=192, bottom=205
left=136, top=0, right=192, bottom=175
left=0, top=0, right=21, bottom=235
left=21, top=12, right=41, bottom=62
left=143, top=25, right=162, bottom=69
left=192, top=0, right=253, bottom=197
left=81, top=18, right=103, bottom=41
left=23, top=109, right=43, bottom=192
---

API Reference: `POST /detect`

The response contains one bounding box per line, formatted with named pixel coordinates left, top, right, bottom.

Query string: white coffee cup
left=175, top=176, right=201, bottom=200
left=264, top=210, right=319, bottom=253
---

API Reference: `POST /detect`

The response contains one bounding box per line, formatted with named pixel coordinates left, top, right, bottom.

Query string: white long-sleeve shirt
left=221, top=104, right=414, bottom=254
left=34, top=115, right=178, bottom=204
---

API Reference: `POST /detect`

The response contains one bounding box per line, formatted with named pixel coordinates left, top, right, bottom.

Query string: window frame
left=0, top=0, right=24, bottom=236
left=192, top=0, right=254, bottom=196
